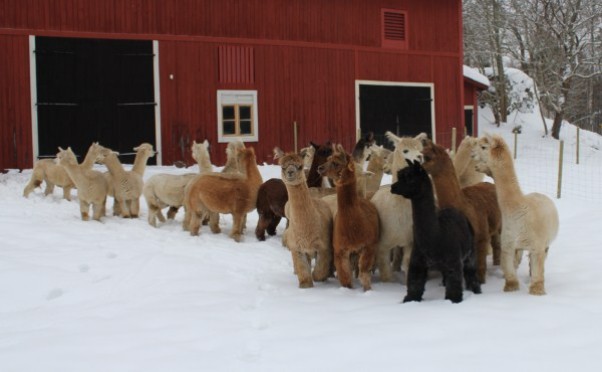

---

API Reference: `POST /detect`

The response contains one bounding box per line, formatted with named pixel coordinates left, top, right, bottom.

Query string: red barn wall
left=0, top=0, right=463, bottom=167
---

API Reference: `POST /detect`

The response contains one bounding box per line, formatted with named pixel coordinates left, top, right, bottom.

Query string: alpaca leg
left=167, top=206, right=179, bottom=219
left=112, top=199, right=122, bottom=216
left=119, top=200, right=131, bottom=218
left=209, top=212, right=221, bottom=234
left=376, top=244, right=394, bottom=282
left=241, top=214, right=247, bottom=231
left=358, top=246, right=376, bottom=291
left=255, top=213, right=272, bottom=241
left=491, top=233, right=501, bottom=266
left=92, top=202, right=103, bottom=221
left=79, top=200, right=90, bottom=221
left=292, top=251, right=313, bottom=288
left=156, top=207, right=166, bottom=223
left=130, top=198, right=140, bottom=218
left=501, top=249, right=520, bottom=292
left=334, top=249, right=353, bottom=289
left=44, top=182, right=55, bottom=196
left=463, top=254, right=482, bottom=294
left=62, top=186, right=72, bottom=201
left=401, top=245, right=413, bottom=284
left=189, top=210, right=202, bottom=236
left=475, top=234, right=489, bottom=284
left=147, top=205, right=159, bottom=227
left=391, top=246, right=403, bottom=272
left=230, top=213, right=244, bottom=242
left=182, top=207, right=191, bottom=231
left=444, top=267, right=464, bottom=303
left=403, top=253, right=427, bottom=303
left=266, top=216, right=281, bottom=236
left=313, top=245, right=332, bottom=282
left=528, top=249, right=546, bottom=295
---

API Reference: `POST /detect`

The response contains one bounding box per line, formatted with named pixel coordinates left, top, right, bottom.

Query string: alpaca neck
left=104, top=155, right=127, bottom=177
left=131, top=153, right=150, bottom=176
left=284, top=180, right=312, bottom=221
left=243, top=156, right=263, bottom=187
left=428, top=160, right=464, bottom=209
left=61, top=162, right=87, bottom=187
left=490, top=150, right=524, bottom=209
left=366, top=157, right=384, bottom=188
left=197, top=155, right=213, bottom=174
left=409, top=184, right=440, bottom=244
left=336, top=171, right=359, bottom=210
left=80, top=148, right=97, bottom=170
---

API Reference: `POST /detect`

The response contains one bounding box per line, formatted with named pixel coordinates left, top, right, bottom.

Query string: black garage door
left=35, top=37, right=156, bottom=164
left=359, top=84, right=432, bottom=149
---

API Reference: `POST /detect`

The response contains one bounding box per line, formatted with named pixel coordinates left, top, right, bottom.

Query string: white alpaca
left=23, top=142, right=101, bottom=201
left=56, top=146, right=108, bottom=221
left=370, top=132, right=427, bottom=282
left=276, top=148, right=333, bottom=288
left=472, top=134, right=559, bottom=295
left=144, top=140, right=212, bottom=227
left=99, top=143, right=155, bottom=218
left=365, top=144, right=391, bottom=195
left=452, top=136, right=485, bottom=188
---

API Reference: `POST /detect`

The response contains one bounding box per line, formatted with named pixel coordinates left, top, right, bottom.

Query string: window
left=381, top=9, right=408, bottom=49
left=217, top=90, right=258, bottom=143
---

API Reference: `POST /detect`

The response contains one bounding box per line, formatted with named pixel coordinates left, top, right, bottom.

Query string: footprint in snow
left=46, top=288, right=63, bottom=300
left=79, top=264, right=90, bottom=273
left=106, top=252, right=117, bottom=259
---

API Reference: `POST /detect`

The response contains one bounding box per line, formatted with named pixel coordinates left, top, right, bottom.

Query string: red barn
left=0, top=0, right=466, bottom=170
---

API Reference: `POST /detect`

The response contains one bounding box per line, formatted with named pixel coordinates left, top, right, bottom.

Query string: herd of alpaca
left=22, top=131, right=559, bottom=301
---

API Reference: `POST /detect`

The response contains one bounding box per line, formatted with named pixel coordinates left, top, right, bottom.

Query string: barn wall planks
left=0, top=34, right=32, bottom=170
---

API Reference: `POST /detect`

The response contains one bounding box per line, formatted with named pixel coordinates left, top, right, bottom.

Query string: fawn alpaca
left=421, top=139, right=502, bottom=282
left=185, top=146, right=263, bottom=242
left=276, top=148, right=333, bottom=288
left=472, top=134, right=559, bottom=295
left=391, top=160, right=481, bottom=303
left=318, top=144, right=379, bottom=291
left=24, top=143, right=102, bottom=201
left=56, top=146, right=108, bottom=221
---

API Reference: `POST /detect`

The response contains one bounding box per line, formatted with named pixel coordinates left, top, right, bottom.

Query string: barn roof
left=463, top=65, right=490, bottom=89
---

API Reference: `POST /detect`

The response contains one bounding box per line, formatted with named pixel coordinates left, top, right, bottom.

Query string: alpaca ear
left=58, top=146, right=65, bottom=152
left=310, top=141, right=319, bottom=149
left=385, top=131, right=401, bottom=145
left=273, top=147, right=284, bottom=160
left=203, top=139, right=209, bottom=147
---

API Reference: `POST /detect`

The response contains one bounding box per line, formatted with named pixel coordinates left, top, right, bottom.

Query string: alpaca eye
left=403, top=150, right=409, bottom=154
left=481, top=146, right=486, bottom=150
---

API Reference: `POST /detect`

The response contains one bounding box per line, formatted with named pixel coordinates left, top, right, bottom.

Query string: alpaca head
left=390, top=159, right=431, bottom=199
left=238, top=146, right=256, bottom=166
left=352, top=131, right=375, bottom=163
left=225, top=140, right=246, bottom=171
left=95, top=146, right=119, bottom=165
left=471, top=134, right=507, bottom=177
left=386, top=132, right=427, bottom=180
left=191, top=139, right=210, bottom=162
left=368, top=144, right=391, bottom=168
left=87, top=142, right=104, bottom=163
left=275, top=147, right=305, bottom=185
left=317, top=144, right=354, bottom=185
left=421, top=139, right=452, bottom=175
left=299, top=145, right=315, bottom=169
left=133, top=143, right=156, bottom=158
left=56, top=146, right=78, bottom=166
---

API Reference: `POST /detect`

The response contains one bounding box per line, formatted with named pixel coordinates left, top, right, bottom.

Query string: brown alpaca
left=318, top=144, right=379, bottom=291
left=421, top=139, right=502, bottom=283
left=186, top=146, right=263, bottom=242
left=306, top=141, right=333, bottom=188
left=276, top=148, right=333, bottom=288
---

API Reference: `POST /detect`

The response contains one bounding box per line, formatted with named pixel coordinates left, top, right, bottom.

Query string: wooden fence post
left=557, top=140, right=564, bottom=199
left=451, top=127, right=457, bottom=154
left=293, top=121, right=298, bottom=153
left=513, top=132, right=518, bottom=159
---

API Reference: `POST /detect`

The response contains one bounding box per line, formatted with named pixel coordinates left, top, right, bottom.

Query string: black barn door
left=359, top=84, right=432, bottom=149
left=35, top=37, right=156, bottom=164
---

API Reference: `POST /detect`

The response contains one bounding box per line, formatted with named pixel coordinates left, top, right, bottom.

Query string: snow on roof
left=463, top=65, right=490, bottom=87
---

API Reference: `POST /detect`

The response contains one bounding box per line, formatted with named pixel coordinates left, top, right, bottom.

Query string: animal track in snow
left=46, top=288, right=63, bottom=300
left=79, top=264, right=90, bottom=273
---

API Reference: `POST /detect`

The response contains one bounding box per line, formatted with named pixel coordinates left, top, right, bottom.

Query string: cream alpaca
left=370, top=132, right=426, bottom=282
left=144, top=140, right=212, bottom=227
left=453, top=136, right=485, bottom=188
left=23, top=142, right=101, bottom=201
left=56, top=146, right=108, bottom=221
left=472, top=134, right=559, bottom=295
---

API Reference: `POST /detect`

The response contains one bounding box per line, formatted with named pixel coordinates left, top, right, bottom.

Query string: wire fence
left=436, top=128, right=602, bottom=202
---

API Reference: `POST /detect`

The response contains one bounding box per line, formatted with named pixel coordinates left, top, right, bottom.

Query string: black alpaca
left=391, top=160, right=481, bottom=303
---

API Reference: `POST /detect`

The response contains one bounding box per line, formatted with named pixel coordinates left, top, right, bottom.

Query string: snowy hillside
left=2, top=94, right=602, bottom=370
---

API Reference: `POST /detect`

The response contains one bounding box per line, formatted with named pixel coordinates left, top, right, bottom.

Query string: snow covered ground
left=1, top=111, right=601, bottom=371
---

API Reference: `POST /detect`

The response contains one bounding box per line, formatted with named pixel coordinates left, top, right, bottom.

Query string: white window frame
left=217, top=90, right=259, bottom=143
